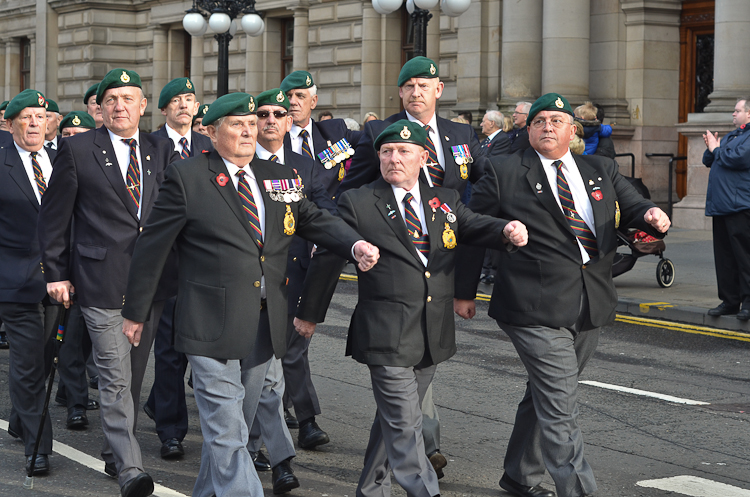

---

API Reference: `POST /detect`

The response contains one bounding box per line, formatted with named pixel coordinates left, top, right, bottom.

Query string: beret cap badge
left=429, top=64, right=436, bottom=75
left=400, top=126, right=411, bottom=139
left=249, top=99, right=255, bottom=112
left=555, top=97, right=564, bottom=108
left=276, top=90, right=285, bottom=103
left=186, top=79, right=193, bottom=90
left=305, top=75, right=312, bottom=86
left=72, top=115, right=81, bottom=126
left=37, top=93, right=45, bottom=106
left=120, top=71, right=131, bottom=83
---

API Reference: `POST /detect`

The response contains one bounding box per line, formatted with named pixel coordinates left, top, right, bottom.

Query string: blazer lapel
left=436, top=117, right=459, bottom=186
left=93, top=127, right=139, bottom=221
left=138, top=133, right=158, bottom=215
left=373, top=179, right=424, bottom=266
left=311, top=121, right=329, bottom=165
left=207, top=151, right=258, bottom=243
left=5, top=149, right=40, bottom=211
left=576, top=158, right=609, bottom=248
left=523, top=151, right=573, bottom=235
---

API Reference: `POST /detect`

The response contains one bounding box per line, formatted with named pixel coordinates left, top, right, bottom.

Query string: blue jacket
left=703, top=124, right=750, bottom=216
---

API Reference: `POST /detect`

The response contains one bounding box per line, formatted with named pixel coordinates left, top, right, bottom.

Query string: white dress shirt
left=44, top=136, right=58, bottom=151
left=108, top=128, right=144, bottom=219
left=405, top=111, right=446, bottom=187
left=486, top=129, right=502, bottom=142
left=392, top=183, right=429, bottom=266
left=165, top=123, right=191, bottom=155
left=290, top=119, right=315, bottom=157
left=255, top=143, right=285, bottom=165
left=15, top=143, right=52, bottom=205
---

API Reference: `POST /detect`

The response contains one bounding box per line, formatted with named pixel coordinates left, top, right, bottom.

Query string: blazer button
left=426, top=296, right=432, bottom=302
left=254, top=281, right=261, bottom=287
left=582, top=264, right=587, bottom=269
left=425, top=271, right=431, bottom=278
left=139, top=227, right=143, bottom=232
left=293, top=257, right=298, bottom=262
left=260, top=255, right=265, bottom=262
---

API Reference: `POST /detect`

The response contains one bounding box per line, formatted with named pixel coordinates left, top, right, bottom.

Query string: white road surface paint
left=637, top=475, right=750, bottom=496
left=579, top=380, right=711, bottom=405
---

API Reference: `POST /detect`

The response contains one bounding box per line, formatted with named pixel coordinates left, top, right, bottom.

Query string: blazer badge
left=284, top=205, right=295, bottom=235
left=615, top=200, right=621, bottom=229
left=592, top=190, right=603, bottom=201
left=442, top=223, right=457, bottom=250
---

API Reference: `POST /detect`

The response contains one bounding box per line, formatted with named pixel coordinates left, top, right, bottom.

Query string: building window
left=20, top=37, right=31, bottom=91
left=401, top=9, right=415, bottom=66
left=281, top=18, right=294, bottom=79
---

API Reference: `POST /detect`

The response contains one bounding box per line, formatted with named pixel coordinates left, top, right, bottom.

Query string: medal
left=615, top=200, right=621, bottom=229
left=447, top=213, right=456, bottom=223
left=460, top=163, right=468, bottom=180
left=442, top=223, right=457, bottom=249
left=338, top=164, right=345, bottom=182
left=283, top=205, right=295, bottom=235
left=263, top=178, right=304, bottom=202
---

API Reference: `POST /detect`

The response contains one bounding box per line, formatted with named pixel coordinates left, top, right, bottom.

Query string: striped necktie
left=299, top=129, right=313, bottom=158
left=236, top=170, right=263, bottom=249
left=403, top=192, right=429, bottom=257
left=30, top=151, right=46, bottom=197
left=123, top=138, right=141, bottom=211
left=423, top=125, right=443, bottom=187
left=179, top=137, right=190, bottom=159
left=554, top=160, right=598, bottom=259
left=269, top=154, right=280, bottom=164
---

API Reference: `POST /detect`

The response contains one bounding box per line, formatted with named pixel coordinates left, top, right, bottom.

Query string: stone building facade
left=0, top=0, right=746, bottom=228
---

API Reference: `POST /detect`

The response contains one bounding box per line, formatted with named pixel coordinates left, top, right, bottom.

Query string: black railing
left=615, top=153, right=636, bottom=178
left=644, top=153, right=687, bottom=218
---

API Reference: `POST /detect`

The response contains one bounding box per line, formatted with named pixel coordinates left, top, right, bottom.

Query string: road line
left=1, top=419, right=188, bottom=497
left=579, top=381, right=710, bottom=405
left=637, top=475, right=750, bottom=496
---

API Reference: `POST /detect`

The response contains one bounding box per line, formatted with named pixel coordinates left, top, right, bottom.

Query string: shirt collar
left=391, top=182, right=422, bottom=206
left=222, top=158, right=255, bottom=180
left=487, top=129, right=502, bottom=141
left=405, top=110, right=438, bottom=133
left=14, top=142, right=48, bottom=161
left=108, top=128, right=139, bottom=145
left=291, top=119, right=314, bottom=140
left=535, top=148, right=577, bottom=172
left=165, top=123, right=190, bottom=146
left=255, top=142, right=284, bottom=163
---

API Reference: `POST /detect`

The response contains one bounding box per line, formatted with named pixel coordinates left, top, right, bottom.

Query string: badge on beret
left=430, top=64, right=436, bottom=75
left=37, top=93, right=45, bottom=106
left=305, top=75, right=312, bottom=86
left=186, top=79, right=193, bottom=90
left=202, top=106, right=208, bottom=115
left=249, top=99, right=255, bottom=112
left=121, top=71, right=131, bottom=83
left=72, top=115, right=81, bottom=126
left=284, top=205, right=296, bottom=235
left=400, top=126, right=411, bottom=139
left=615, top=200, right=621, bottom=228
left=555, top=97, right=564, bottom=108
left=442, top=223, right=457, bottom=249
left=276, top=90, right=285, bottom=103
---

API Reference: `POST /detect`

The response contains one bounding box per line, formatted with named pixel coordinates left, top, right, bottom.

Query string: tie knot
left=30, top=151, right=38, bottom=160
left=299, top=129, right=309, bottom=138
left=123, top=138, right=137, bottom=148
left=553, top=159, right=563, bottom=171
left=179, top=137, right=188, bottom=146
left=236, top=169, right=246, bottom=179
left=423, top=125, right=432, bottom=134
left=403, top=192, right=415, bottom=205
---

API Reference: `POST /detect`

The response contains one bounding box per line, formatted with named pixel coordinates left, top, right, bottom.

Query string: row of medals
left=323, top=145, right=355, bottom=169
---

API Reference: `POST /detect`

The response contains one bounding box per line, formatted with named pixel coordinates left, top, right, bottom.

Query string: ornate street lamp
left=183, top=0, right=265, bottom=97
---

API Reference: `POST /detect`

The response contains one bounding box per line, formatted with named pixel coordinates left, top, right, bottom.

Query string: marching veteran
left=60, top=111, right=96, bottom=137
left=454, top=93, right=670, bottom=497
left=294, top=120, right=527, bottom=497
left=120, top=92, right=379, bottom=497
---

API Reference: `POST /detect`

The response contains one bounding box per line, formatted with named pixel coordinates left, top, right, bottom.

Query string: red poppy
left=591, top=191, right=603, bottom=201
left=216, top=173, right=229, bottom=186
left=202, top=149, right=210, bottom=154
left=428, top=197, right=440, bottom=209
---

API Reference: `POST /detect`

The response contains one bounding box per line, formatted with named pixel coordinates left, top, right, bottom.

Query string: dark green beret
left=527, top=93, right=574, bottom=127
left=96, top=68, right=142, bottom=105
left=193, top=104, right=209, bottom=124
left=158, top=77, right=196, bottom=109
left=280, top=71, right=314, bottom=93
left=202, top=93, right=256, bottom=126
left=59, top=111, right=96, bottom=132
left=255, top=88, right=289, bottom=111
left=373, top=119, right=427, bottom=151
left=83, top=84, right=99, bottom=105
left=46, top=99, right=60, bottom=113
left=5, top=89, right=47, bottom=120
left=397, top=56, right=439, bottom=87
left=0, top=101, right=9, bottom=112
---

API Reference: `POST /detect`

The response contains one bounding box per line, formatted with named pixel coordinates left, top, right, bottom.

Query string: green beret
left=5, top=89, right=47, bottom=120
left=202, top=93, right=256, bottom=126
left=83, top=84, right=99, bottom=105
left=0, top=101, right=9, bottom=112
left=158, top=77, right=196, bottom=109
left=193, top=104, right=209, bottom=124
left=46, top=99, right=60, bottom=114
left=527, top=93, right=574, bottom=127
left=373, top=119, right=427, bottom=151
left=397, top=56, right=439, bottom=87
left=255, top=88, right=289, bottom=111
left=59, top=111, right=96, bottom=132
left=96, top=68, right=142, bottom=105
left=280, top=71, right=314, bottom=93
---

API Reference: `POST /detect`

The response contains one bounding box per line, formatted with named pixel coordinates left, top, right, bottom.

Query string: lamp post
left=183, top=0, right=265, bottom=97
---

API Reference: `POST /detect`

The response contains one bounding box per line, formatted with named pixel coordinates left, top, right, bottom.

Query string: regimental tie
left=403, top=192, right=430, bottom=257
left=123, top=138, right=141, bottom=211
left=30, top=151, right=46, bottom=197
left=423, top=125, right=443, bottom=187
left=179, top=137, right=190, bottom=160
left=554, top=160, right=598, bottom=260
left=269, top=154, right=280, bottom=164
left=236, top=170, right=263, bottom=249
left=299, top=129, right=313, bottom=158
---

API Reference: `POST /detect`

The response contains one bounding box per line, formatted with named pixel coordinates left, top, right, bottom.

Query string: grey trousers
left=499, top=321, right=600, bottom=497
left=82, top=302, right=163, bottom=487
left=357, top=364, right=440, bottom=497
left=420, top=384, right=440, bottom=455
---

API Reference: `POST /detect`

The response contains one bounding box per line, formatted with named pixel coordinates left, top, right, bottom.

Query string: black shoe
left=298, top=420, right=330, bottom=449
left=7, top=425, right=21, bottom=439
left=272, top=460, right=300, bottom=494
left=143, top=403, right=155, bottom=421
left=67, top=406, right=89, bottom=430
left=707, top=302, right=740, bottom=316
left=428, top=450, right=447, bottom=479
left=89, top=375, right=99, bottom=390
left=26, top=454, right=49, bottom=476
left=104, top=461, right=118, bottom=479
left=499, top=473, right=555, bottom=497
left=0, top=332, right=8, bottom=349
left=738, top=309, right=750, bottom=321
left=87, top=399, right=100, bottom=410
left=120, top=472, right=154, bottom=497
left=284, top=409, right=299, bottom=429
left=160, top=438, right=184, bottom=459
left=251, top=450, right=271, bottom=471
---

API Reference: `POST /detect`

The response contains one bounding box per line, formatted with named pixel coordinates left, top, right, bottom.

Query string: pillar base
left=671, top=195, right=711, bottom=230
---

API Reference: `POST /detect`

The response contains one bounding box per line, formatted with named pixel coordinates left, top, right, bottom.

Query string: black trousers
left=282, top=313, right=321, bottom=422
left=56, top=303, right=92, bottom=409
left=712, top=211, right=750, bottom=308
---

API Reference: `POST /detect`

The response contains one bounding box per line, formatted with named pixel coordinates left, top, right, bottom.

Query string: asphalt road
left=1, top=279, right=748, bottom=497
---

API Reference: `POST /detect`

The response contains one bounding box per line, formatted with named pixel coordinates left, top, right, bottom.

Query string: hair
left=484, top=110, right=504, bottom=129
left=574, top=102, right=598, bottom=121
left=458, top=111, right=473, bottom=125
left=318, top=110, right=333, bottom=120
left=308, top=85, right=317, bottom=97
left=738, top=97, right=750, bottom=112
left=343, top=117, right=360, bottom=131
left=569, top=135, right=585, bottom=155
left=516, top=101, right=532, bottom=114
left=594, top=103, right=605, bottom=122
left=363, top=111, right=379, bottom=122
left=451, top=116, right=469, bottom=124
left=502, top=115, right=513, bottom=132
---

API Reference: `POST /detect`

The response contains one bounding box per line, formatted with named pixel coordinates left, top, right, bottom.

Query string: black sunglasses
left=256, top=110, right=288, bottom=119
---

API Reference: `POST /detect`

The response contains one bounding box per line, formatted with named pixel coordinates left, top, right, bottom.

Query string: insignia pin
left=589, top=180, right=594, bottom=185
left=146, top=155, right=151, bottom=161
left=598, top=177, right=602, bottom=181
left=147, top=169, right=151, bottom=175
left=535, top=183, right=542, bottom=190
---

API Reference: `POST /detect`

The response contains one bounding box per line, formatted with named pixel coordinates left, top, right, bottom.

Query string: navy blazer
left=481, top=131, right=511, bottom=158
left=0, top=130, right=14, bottom=149
left=152, top=125, right=214, bottom=156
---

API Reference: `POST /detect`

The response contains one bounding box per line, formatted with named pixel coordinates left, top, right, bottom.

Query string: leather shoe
left=66, top=406, right=89, bottom=429
left=738, top=308, right=750, bottom=321
left=143, top=403, right=155, bottom=421
left=298, top=420, right=329, bottom=449
left=707, top=302, right=740, bottom=316
left=87, top=399, right=100, bottom=410
left=89, top=375, right=99, bottom=390
left=428, top=450, right=447, bottom=479
left=284, top=409, right=299, bottom=429
left=0, top=332, right=8, bottom=349
left=251, top=450, right=271, bottom=471
left=104, top=461, right=117, bottom=479
left=272, top=460, right=300, bottom=494
left=120, top=472, right=154, bottom=497
left=499, top=473, right=555, bottom=497
left=26, top=454, right=49, bottom=475
left=160, top=438, right=184, bottom=459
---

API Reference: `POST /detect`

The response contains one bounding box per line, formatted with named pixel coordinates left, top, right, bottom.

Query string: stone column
left=29, top=35, right=36, bottom=92
left=360, top=4, right=382, bottom=119
left=5, top=40, right=21, bottom=100
left=499, top=0, right=542, bottom=109
left=245, top=29, right=266, bottom=94
left=703, top=0, right=750, bottom=113
left=0, top=40, right=6, bottom=99
left=191, top=35, right=205, bottom=103
left=589, top=0, right=629, bottom=121
left=541, top=0, right=590, bottom=104
left=292, top=7, right=309, bottom=71
left=152, top=27, right=169, bottom=131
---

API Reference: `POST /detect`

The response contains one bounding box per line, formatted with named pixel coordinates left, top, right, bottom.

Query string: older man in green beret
left=295, top=119, right=526, bottom=497
left=454, top=93, right=670, bottom=497
left=153, top=77, right=212, bottom=160
left=83, top=83, right=103, bottom=128
left=43, top=99, right=63, bottom=151
left=59, top=111, right=96, bottom=138
left=120, top=92, right=379, bottom=497
left=0, top=100, right=10, bottom=132
left=192, top=103, right=210, bottom=136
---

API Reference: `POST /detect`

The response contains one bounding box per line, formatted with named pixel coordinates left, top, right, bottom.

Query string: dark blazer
left=152, top=125, right=214, bottom=156
left=509, top=126, right=530, bottom=154
left=0, top=146, right=54, bottom=303
left=481, top=131, right=511, bottom=157
left=454, top=149, right=661, bottom=329
left=0, top=130, right=13, bottom=149
left=338, top=111, right=487, bottom=197
left=297, top=178, right=510, bottom=368
left=121, top=152, right=363, bottom=361
left=38, top=126, right=179, bottom=308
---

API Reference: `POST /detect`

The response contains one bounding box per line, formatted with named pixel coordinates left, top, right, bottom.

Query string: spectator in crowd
left=458, top=111, right=473, bottom=126
left=83, top=84, right=104, bottom=128
left=593, top=103, right=616, bottom=158
left=362, top=111, right=379, bottom=127
left=574, top=102, right=613, bottom=156
left=0, top=100, right=9, bottom=131
left=479, top=110, right=511, bottom=158
left=507, top=101, right=532, bottom=153
left=344, top=117, right=360, bottom=131
left=318, top=110, right=333, bottom=121
left=503, top=115, right=514, bottom=133
left=44, top=99, right=63, bottom=151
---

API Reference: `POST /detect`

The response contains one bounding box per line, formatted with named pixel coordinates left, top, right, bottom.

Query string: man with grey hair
left=480, top=110, right=511, bottom=157
left=509, top=101, right=533, bottom=153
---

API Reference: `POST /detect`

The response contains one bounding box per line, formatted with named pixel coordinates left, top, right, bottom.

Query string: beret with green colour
left=0, top=101, right=8, bottom=112
left=280, top=71, right=314, bottom=93
left=46, top=99, right=60, bottom=113
left=5, top=89, right=47, bottom=120
left=397, top=56, right=439, bottom=87
left=83, top=84, right=99, bottom=105
left=373, top=119, right=427, bottom=151
left=158, top=77, right=196, bottom=109
left=526, top=92, right=574, bottom=127
left=193, top=104, right=209, bottom=124
left=96, top=68, right=142, bottom=105
left=202, top=93, right=256, bottom=126
left=59, top=111, right=96, bottom=132
left=255, top=88, right=289, bottom=110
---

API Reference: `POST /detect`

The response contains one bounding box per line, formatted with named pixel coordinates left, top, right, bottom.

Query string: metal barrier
left=615, top=153, right=636, bottom=178
left=644, top=153, right=687, bottom=218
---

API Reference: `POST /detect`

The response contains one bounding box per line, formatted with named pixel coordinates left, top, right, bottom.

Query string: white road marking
left=579, top=380, right=710, bottom=405
left=637, top=475, right=750, bottom=496
left=1, top=419, right=188, bottom=497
